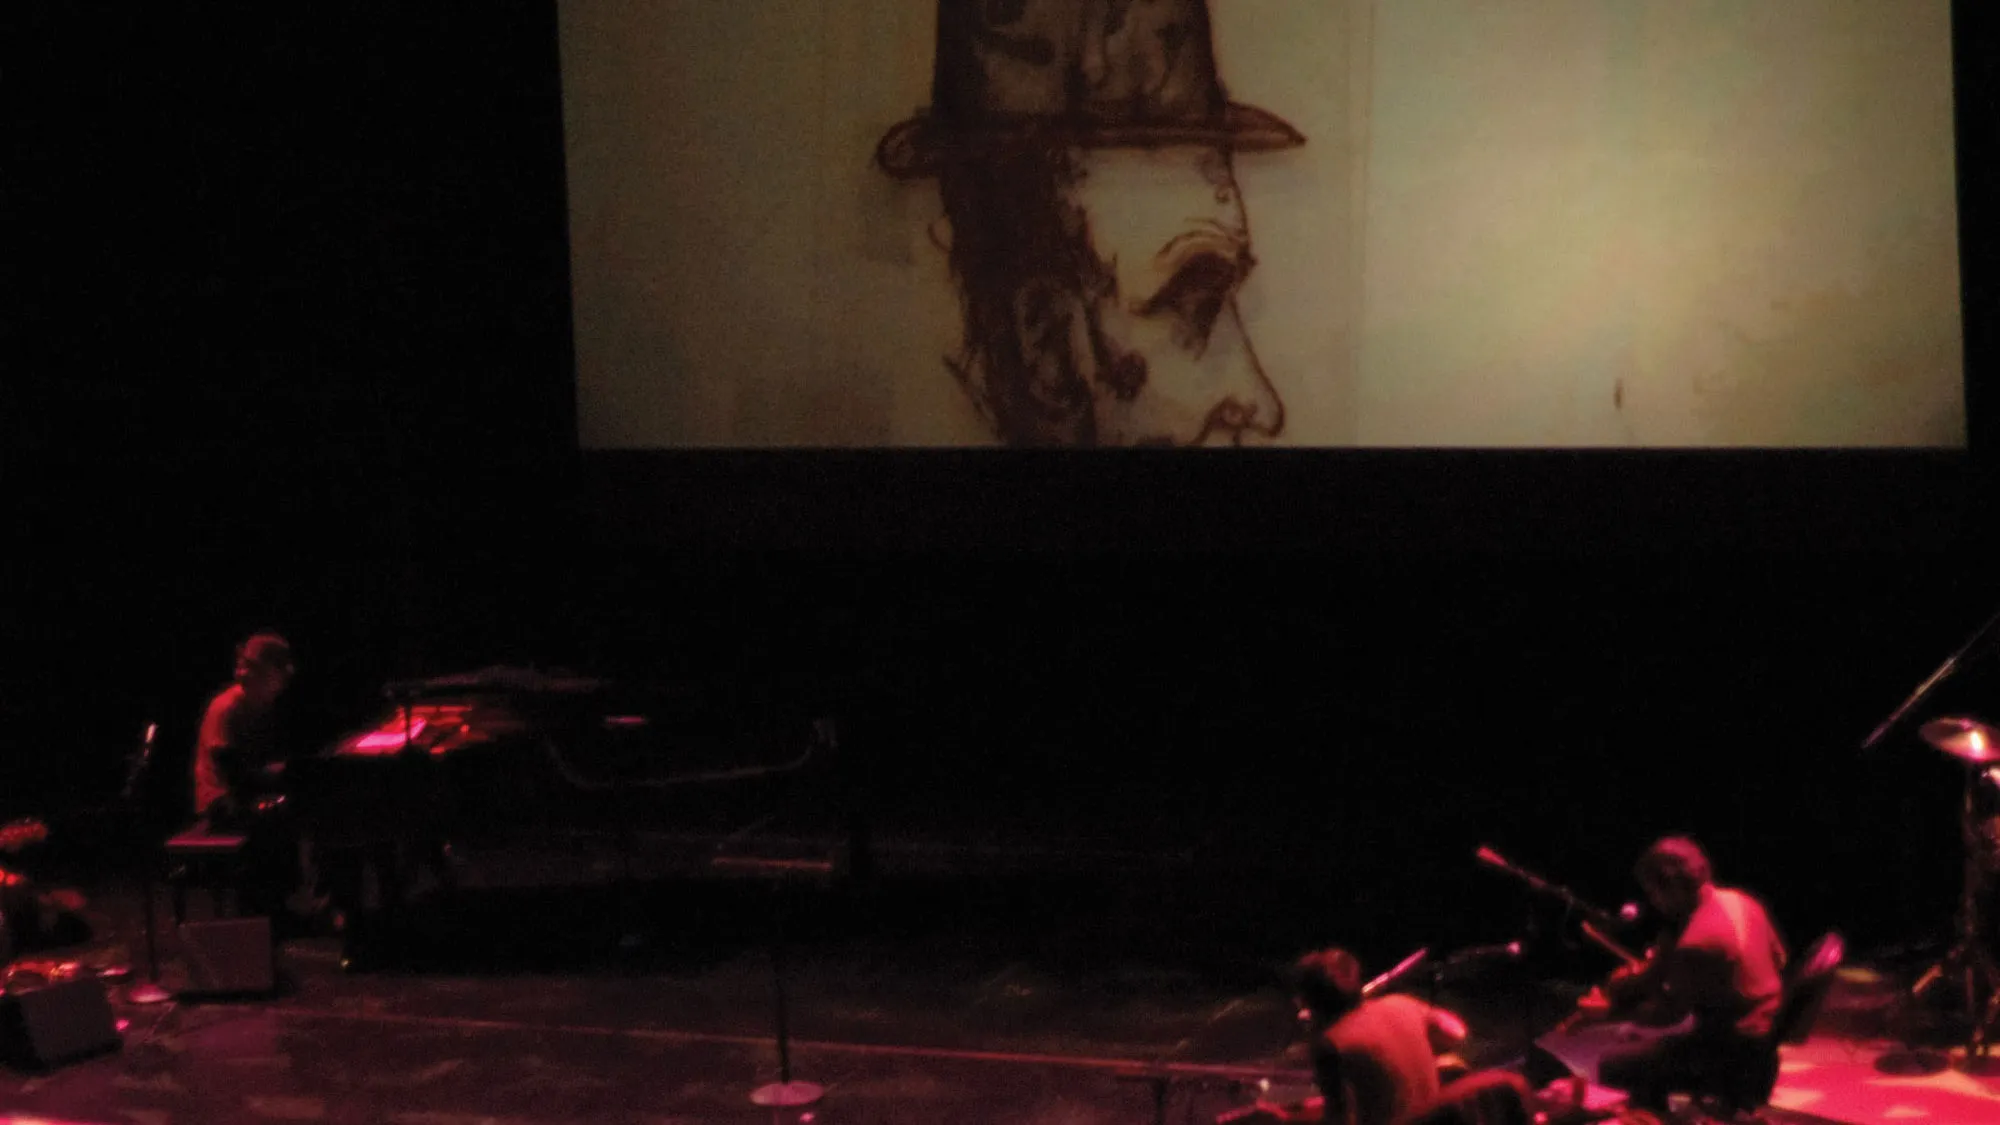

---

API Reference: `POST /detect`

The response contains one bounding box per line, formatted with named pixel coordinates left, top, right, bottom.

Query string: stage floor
left=2, top=887, right=1997, bottom=1125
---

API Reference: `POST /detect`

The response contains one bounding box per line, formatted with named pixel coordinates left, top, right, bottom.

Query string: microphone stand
left=1474, top=847, right=1622, bottom=934
left=1862, top=602, right=2000, bottom=753
left=714, top=855, right=827, bottom=1111
left=125, top=723, right=171, bottom=1005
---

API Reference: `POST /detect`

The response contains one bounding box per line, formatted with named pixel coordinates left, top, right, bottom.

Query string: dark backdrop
left=7, top=1, right=2000, bottom=964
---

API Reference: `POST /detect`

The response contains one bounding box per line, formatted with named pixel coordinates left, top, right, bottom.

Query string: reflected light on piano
left=352, top=717, right=428, bottom=753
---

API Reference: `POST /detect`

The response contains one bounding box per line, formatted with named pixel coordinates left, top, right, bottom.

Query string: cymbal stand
left=1895, top=762, right=2000, bottom=1075
left=1860, top=603, right=2000, bottom=754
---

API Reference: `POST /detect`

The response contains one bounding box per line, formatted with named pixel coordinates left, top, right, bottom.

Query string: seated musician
left=1237, top=947, right=1530, bottom=1125
left=1573, top=836, right=1787, bottom=1116
left=191, top=632, right=311, bottom=922
left=194, top=633, right=295, bottom=829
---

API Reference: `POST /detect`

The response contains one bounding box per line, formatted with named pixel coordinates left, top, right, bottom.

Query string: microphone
left=1474, top=845, right=1554, bottom=894
left=1362, top=947, right=1430, bottom=998
left=121, top=721, right=158, bottom=797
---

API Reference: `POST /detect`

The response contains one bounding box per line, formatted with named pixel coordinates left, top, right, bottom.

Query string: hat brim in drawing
left=876, top=102, right=1305, bottom=180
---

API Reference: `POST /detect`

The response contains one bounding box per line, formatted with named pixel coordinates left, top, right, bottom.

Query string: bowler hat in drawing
left=877, top=0, right=1304, bottom=178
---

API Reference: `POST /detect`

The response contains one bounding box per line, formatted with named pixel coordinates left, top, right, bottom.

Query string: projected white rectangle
left=560, top=0, right=1964, bottom=449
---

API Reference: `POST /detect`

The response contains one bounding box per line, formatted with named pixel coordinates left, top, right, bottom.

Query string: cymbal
left=1920, top=717, right=2000, bottom=764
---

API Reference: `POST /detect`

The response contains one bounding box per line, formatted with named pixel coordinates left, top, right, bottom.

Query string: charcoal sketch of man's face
left=881, top=0, right=1304, bottom=446
left=934, top=142, right=1282, bottom=447
left=1071, top=145, right=1280, bottom=446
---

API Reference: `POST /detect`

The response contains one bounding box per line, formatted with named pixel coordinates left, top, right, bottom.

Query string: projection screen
left=559, top=0, right=1964, bottom=450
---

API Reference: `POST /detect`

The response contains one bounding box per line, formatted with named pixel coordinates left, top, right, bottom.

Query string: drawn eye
left=1142, top=252, right=1245, bottom=350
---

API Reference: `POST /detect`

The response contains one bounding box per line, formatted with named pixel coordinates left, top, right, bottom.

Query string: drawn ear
left=1006, top=276, right=1095, bottom=438
left=1010, top=277, right=1079, bottom=359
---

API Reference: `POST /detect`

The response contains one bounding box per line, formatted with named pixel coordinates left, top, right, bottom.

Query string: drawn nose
left=1201, top=346, right=1284, bottom=446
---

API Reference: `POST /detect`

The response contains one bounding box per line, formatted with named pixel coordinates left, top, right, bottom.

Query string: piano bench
left=164, top=827, right=250, bottom=924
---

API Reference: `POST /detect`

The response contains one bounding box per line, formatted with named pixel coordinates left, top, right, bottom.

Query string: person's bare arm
left=1426, top=1005, right=1469, bottom=1054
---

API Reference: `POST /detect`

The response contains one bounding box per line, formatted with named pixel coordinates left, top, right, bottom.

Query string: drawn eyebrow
left=1141, top=233, right=1255, bottom=314
left=1137, top=245, right=1253, bottom=353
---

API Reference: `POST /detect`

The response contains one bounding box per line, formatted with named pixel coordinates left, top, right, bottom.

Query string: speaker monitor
left=179, top=916, right=277, bottom=996
left=1, top=977, right=121, bottom=1070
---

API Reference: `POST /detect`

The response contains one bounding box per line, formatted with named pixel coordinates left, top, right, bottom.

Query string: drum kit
left=1854, top=599, right=2000, bottom=1073
left=1883, top=714, right=2000, bottom=1074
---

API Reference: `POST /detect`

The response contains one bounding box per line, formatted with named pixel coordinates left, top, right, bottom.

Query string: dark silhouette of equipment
left=0, top=976, right=120, bottom=1070
left=175, top=916, right=277, bottom=998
